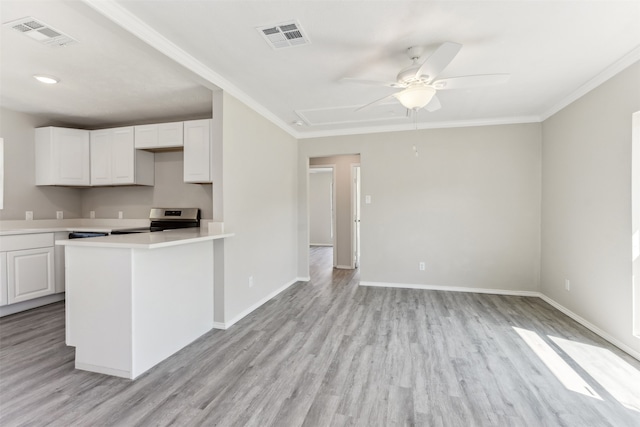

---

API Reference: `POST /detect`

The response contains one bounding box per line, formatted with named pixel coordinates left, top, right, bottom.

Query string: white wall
left=541, top=61, right=640, bottom=355
left=81, top=151, right=214, bottom=219
left=309, top=170, right=333, bottom=246
left=219, top=93, right=298, bottom=324
left=0, top=108, right=83, bottom=220
left=299, top=123, right=542, bottom=293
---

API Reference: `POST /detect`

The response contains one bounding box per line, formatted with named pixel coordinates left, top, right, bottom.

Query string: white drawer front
left=0, top=233, right=54, bottom=252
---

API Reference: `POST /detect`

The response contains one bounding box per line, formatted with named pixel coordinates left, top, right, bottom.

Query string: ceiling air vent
left=3, top=17, right=78, bottom=48
left=256, top=20, right=309, bottom=49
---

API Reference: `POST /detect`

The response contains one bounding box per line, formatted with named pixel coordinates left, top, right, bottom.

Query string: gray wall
left=541, top=61, right=640, bottom=355
left=0, top=108, right=83, bottom=220
left=220, top=92, right=299, bottom=323
left=81, top=151, right=214, bottom=219
left=299, top=123, right=542, bottom=293
left=309, top=170, right=333, bottom=246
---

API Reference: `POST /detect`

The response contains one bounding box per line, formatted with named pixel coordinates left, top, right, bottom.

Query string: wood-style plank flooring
left=1, top=246, right=640, bottom=426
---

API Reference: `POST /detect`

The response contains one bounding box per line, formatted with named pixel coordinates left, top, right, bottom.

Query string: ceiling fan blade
left=425, top=95, right=441, bottom=112
left=432, top=74, right=510, bottom=90
left=341, top=77, right=402, bottom=88
left=355, top=92, right=400, bottom=112
left=415, top=42, right=462, bottom=81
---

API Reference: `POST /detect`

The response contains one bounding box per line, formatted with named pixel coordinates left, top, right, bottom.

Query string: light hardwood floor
left=1, top=246, right=640, bottom=426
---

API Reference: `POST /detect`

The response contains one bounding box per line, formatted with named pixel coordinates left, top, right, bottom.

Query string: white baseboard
left=359, top=281, right=540, bottom=297
left=0, top=293, right=65, bottom=317
left=335, top=265, right=354, bottom=270
left=537, top=294, right=640, bottom=362
left=360, top=281, right=640, bottom=361
left=310, top=243, right=333, bottom=247
left=216, top=277, right=305, bottom=330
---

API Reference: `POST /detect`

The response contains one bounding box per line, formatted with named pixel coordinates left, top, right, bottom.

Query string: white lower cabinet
left=54, top=232, right=67, bottom=293
left=0, top=233, right=56, bottom=306
left=7, top=247, right=55, bottom=304
left=0, top=253, right=7, bottom=306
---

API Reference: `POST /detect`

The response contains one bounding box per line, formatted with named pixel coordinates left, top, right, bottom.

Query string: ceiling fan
left=342, top=42, right=510, bottom=112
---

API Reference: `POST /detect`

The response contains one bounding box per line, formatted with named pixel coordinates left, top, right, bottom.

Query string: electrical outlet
left=419, top=262, right=426, bottom=271
left=25, top=211, right=33, bottom=220
left=90, top=211, right=96, bottom=219
left=249, top=276, right=254, bottom=288
left=565, top=279, right=571, bottom=291
left=118, top=211, right=124, bottom=219
left=56, top=211, right=63, bottom=220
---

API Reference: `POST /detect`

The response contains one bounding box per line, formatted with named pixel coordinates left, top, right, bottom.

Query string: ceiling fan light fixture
left=33, top=74, right=59, bottom=84
left=395, top=85, right=436, bottom=110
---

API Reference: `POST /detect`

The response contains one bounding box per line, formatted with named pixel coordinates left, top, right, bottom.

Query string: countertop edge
left=56, top=232, right=234, bottom=249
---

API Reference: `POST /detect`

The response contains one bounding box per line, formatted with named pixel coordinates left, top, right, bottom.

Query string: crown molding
left=540, top=45, right=640, bottom=121
left=82, top=0, right=298, bottom=138
left=84, top=0, right=631, bottom=142
left=294, top=115, right=541, bottom=139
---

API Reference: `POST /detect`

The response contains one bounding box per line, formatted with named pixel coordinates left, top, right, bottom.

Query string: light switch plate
left=56, top=211, right=63, bottom=219
left=25, top=211, right=33, bottom=220
left=89, top=211, right=96, bottom=219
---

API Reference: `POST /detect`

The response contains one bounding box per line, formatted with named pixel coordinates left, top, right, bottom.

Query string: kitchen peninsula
left=57, top=229, right=232, bottom=379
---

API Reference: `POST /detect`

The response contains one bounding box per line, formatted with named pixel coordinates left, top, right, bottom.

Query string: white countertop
left=56, top=228, right=232, bottom=249
left=0, top=219, right=150, bottom=236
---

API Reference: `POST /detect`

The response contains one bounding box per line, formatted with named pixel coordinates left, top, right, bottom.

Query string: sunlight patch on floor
left=549, top=335, right=640, bottom=412
left=513, top=327, right=602, bottom=400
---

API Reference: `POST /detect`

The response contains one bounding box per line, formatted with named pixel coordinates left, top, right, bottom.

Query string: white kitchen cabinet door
left=35, top=127, right=90, bottom=186
left=91, top=127, right=153, bottom=186
left=90, top=129, right=112, bottom=186
left=158, top=122, right=184, bottom=148
left=134, top=124, right=158, bottom=149
left=54, top=232, right=66, bottom=294
left=112, top=127, right=135, bottom=184
left=183, top=119, right=212, bottom=183
left=135, top=122, right=183, bottom=150
left=7, top=247, right=55, bottom=304
left=0, top=252, right=7, bottom=306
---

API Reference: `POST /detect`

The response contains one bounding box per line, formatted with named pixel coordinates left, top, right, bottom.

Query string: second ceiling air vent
left=256, top=20, right=310, bottom=49
left=3, top=16, right=78, bottom=48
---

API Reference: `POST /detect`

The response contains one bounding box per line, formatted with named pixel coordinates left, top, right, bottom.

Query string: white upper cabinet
left=183, top=119, right=212, bottom=183
left=90, top=127, right=154, bottom=186
left=135, top=122, right=184, bottom=150
left=90, top=129, right=112, bottom=186
left=35, top=127, right=90, bottom=186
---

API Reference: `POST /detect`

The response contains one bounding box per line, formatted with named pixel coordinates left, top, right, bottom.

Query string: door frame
left=351, top=163, right=361, bottom=269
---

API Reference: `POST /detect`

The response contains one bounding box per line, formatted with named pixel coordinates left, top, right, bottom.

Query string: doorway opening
left=309, top=165, right=336, bottom=267
left=308, top=154, right=361, bottom=272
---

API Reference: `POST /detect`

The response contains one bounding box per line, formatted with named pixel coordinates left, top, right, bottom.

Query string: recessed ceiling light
left=33, top=75, right=59, bottom=84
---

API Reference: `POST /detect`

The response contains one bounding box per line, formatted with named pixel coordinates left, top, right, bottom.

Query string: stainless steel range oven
left=110, top=207, right=201, bottom=235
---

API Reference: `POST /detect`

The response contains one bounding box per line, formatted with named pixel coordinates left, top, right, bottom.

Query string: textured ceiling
left=1, top=1, right=639, bottom=136
left=0, top=0, right=213, bottom=129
